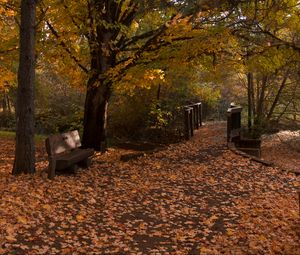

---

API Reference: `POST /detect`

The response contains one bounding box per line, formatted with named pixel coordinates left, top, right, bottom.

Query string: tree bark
left=13, top=0, right=36, bottom=175
left=247, top=72, right=253, bottom=129
left=81, top=0, right=118, bottom=152
left=255, top=75, right=268, bottom=126
left=266, top=70, right=289, bottom=120
left=82, top=78, right=111, bottom=151
left=2, top=94, right=7, bottom=113
left=81, top=30, right=114, bottom=151
left=6, top=94, right=12, bottom=113
left=157, top=84, right=161, bottom=101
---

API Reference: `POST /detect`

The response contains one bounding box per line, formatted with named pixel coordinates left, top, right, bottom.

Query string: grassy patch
left=0, top=130, right=46, bottom=142
left=0, top=130, right=15, bottom=138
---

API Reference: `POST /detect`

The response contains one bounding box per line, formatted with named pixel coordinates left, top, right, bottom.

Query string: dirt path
left=0, top=122, right=299, bottom=254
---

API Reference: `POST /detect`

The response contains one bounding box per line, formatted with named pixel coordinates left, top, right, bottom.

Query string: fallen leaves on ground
left=262, top=130, right=300, bottom=174
left=0, top=122, right=299, bottom=254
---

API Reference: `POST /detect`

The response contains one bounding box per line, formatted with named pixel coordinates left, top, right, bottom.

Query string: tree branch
left=45, top=20, right=89, bottom=73
left=0, top=47, right=18, bottom=55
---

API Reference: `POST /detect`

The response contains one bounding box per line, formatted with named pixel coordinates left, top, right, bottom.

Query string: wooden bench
left=45, top=130, right=94, bottom=179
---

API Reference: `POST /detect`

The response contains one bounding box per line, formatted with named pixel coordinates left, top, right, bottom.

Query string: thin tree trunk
left=276, top=100, right=292, bottom=122
left=13, top=0, right=36, bottom=175
left=157, top=84, right=161, bottom=101
left=247, top=72, right=253, bottom=129
left=255, top=77, right=260, bottom=116
left=255, top=75, right=268, bottom=125
left=2, top=94, right=7, bottom=113
left=6, top=94, right=12, bottom=113
left=266, top=70, right=289, bottom=120
left=251, top=77, right=256, bottom=118
left=292, top=101, right=297, bottom=121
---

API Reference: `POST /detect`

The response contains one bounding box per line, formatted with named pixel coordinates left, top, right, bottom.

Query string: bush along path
left=0, top=122, right=299, bottom=254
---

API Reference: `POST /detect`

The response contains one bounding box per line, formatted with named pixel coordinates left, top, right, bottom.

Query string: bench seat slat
left=55, top=148, right=94, bottom=170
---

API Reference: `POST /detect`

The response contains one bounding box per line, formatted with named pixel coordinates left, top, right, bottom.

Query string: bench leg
left=48, top=157, right=56, bottom=179
left=69, top=164, right=79, bottom=174
left=78, top=158, right=91, bottom=168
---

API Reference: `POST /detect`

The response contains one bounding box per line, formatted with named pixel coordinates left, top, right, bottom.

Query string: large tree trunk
left=81, top=0, right=118, bottom=151
left=82, top=30, right=114, bottom=151
left=13, top=0, right=36, bottom=175
left=82, top=78, right=111, bottom=151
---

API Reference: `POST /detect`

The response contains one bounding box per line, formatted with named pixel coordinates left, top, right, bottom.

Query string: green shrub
left=0, top=112, right=16, bottom=131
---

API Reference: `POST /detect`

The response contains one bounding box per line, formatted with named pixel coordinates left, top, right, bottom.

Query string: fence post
left=184, top=107, right=191, bottom=139
left=227, top=106, right=242, bottom=143
left=184, top=102, right=202, bottom=140
left=190, top=107, right=194, bottom=136
left=193, top=104, right=199, bottom=129
left=199, top=102, right=202, bottom=127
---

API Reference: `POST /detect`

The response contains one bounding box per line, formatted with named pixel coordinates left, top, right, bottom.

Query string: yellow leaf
left=138, top=222, right=146, bottom=230
left=200, top=247, right=211, bottom=254
left=169, top=174, right=177, bottom=181
left=5, top=235, right=16, bottom=242
left=42, top=204, right=51, bottom=210
left=209, top=215, right=218, bottom=221
left=154, top=162, right=161, bottom=169
left=56, top=230, right=65, bottom=235
left=131, top=175, right=138, bottom=180
left=259, top=234, right=267, bottom=241
left=204, top=215, right=218, bottom=227
left=17, top=216, right=28, bottom=224
left=76, top=214, right=84, bottom=222
left=226, top=228, right=234, bottom=236
left=10, top=186, right=17, bottom=192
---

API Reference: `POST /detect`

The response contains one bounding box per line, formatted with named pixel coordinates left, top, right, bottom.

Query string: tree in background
left=0, top=1, right=18, bottom=115
left=13, top=0, right=37, bottom=175
left=1, top=0, right=299, bottom=155
left=42, top=0, right=241, bottom=150
left=232, top=0, right=300, bottom=134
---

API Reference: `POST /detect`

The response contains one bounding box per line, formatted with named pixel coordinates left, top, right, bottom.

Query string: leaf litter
left=0, top=122, right=299, bottom=254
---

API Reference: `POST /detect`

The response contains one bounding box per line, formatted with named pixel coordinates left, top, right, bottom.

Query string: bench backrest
left=45, top=130, right=81, bottom=156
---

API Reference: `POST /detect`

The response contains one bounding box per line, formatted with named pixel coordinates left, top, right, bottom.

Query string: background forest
left=0, top=0, right=299, bottom=143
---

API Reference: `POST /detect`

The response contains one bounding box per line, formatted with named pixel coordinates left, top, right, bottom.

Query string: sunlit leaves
left=0, top=0, right=18, bottom=92
left=114, top=67, right=166, bottom=96
left=247, top=47, right=296, bottom=74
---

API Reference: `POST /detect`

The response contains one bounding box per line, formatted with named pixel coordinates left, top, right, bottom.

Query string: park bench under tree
left=45, top=130, right=94, bottom=179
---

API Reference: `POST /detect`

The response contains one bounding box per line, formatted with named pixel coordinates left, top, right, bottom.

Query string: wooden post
left=227, top=113, right=232, bottom=143
left=227, top=106, right=242, bottom=143
left=184, top=103, right=202, bottom=139
left=190, top=107, right=194, bottom=137
left=193, top=104, right=199, bottom=129
left=184, top=108, right=191, bottom=140
left=199, top=103, right=202, bottom=127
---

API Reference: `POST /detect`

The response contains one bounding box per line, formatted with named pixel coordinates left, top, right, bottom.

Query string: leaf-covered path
left=0, top=122, right=299, bottom=254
